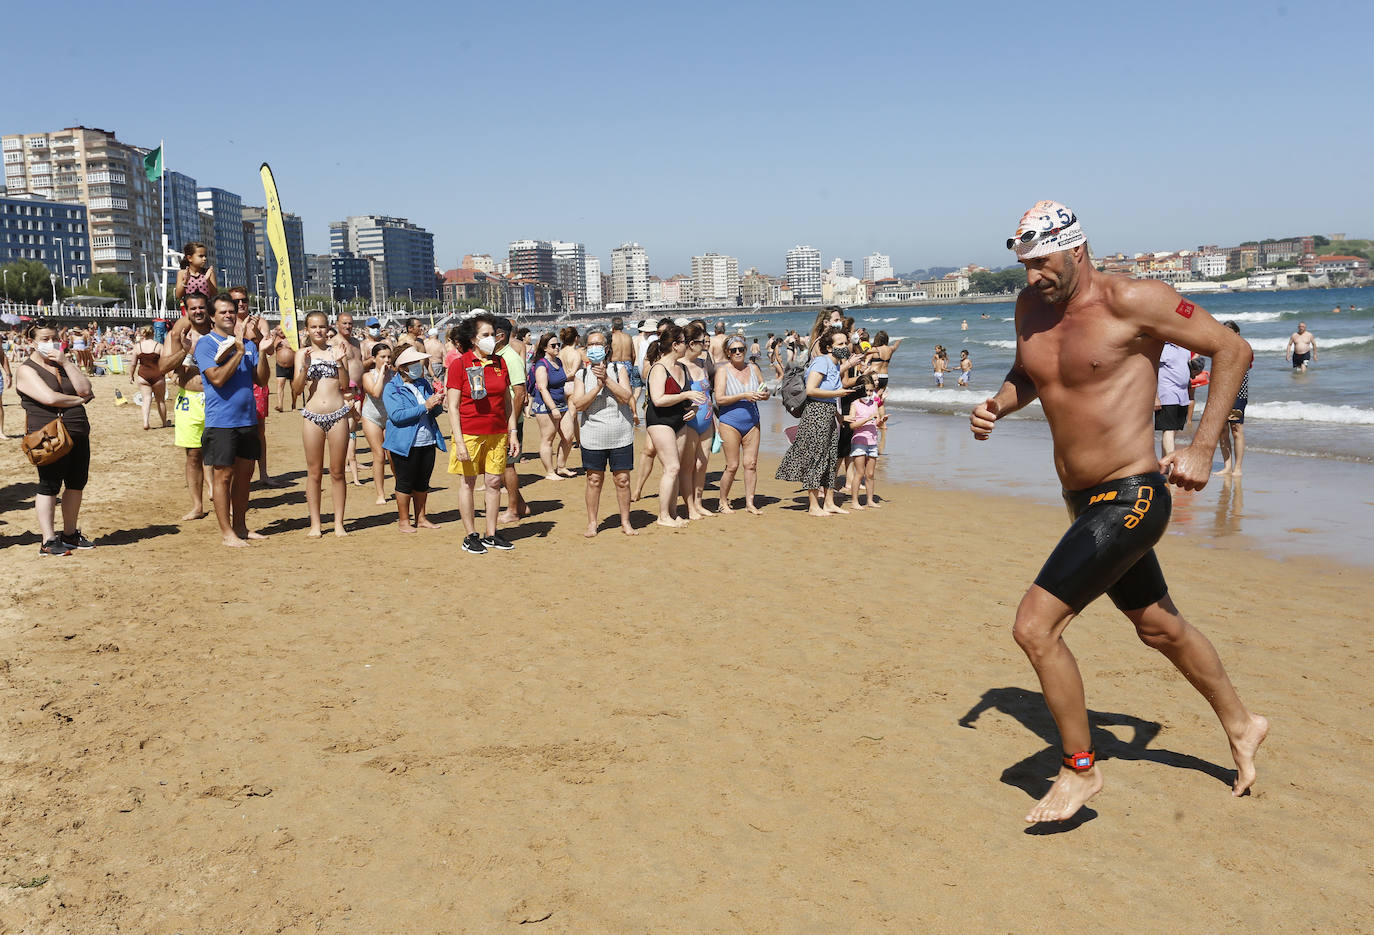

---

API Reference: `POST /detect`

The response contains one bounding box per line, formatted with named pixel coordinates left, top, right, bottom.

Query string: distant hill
left=898, top=266, right=958, bottom=281
left=1318, top=239, right=1373, bottom=261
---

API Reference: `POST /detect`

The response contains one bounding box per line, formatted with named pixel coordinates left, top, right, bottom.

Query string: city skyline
left=4, top=1, right=1372, bottom=279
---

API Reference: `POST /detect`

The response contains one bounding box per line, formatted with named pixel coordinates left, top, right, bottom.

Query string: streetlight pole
left=50, top=274, right=57, bottom=309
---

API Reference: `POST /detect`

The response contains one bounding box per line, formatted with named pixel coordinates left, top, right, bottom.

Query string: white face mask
left=36, top=341, right=60, bottom=358
left=476, top=335, right=497, bottom=355
left=406, top=364, right=425, bottom=380
left=368, top=327, right=380, bottom=337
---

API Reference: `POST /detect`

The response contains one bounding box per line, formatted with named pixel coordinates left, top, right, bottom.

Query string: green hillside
left=1317, top=239, right=1372, bottom=261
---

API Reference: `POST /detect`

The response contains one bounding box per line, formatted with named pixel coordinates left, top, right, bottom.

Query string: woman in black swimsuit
left=644, top=325, right=706, bottom=528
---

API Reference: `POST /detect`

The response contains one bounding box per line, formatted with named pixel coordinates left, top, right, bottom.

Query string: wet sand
left=1, top=374, right=1371, bottom=932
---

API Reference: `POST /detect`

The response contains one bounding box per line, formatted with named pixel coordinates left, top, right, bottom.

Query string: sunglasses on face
left=727, top=346, right=745, bottom=354
left=548, top=343, right=562, bottom=349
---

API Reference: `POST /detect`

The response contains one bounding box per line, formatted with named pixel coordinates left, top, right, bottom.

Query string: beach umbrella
left=0, top=313, right=18, bottom=325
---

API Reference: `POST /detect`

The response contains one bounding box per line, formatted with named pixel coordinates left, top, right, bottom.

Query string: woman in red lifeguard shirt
left=445, top=313, right=520, bottom=555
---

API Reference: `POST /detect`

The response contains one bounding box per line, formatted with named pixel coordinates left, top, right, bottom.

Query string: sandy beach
left=1, top=373, right=1371, bottom=933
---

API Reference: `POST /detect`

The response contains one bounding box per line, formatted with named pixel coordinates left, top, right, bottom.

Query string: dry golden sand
left=1, top=374, right=1371, bottom=933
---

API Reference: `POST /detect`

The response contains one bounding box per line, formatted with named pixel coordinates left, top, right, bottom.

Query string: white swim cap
left=1008, top=200, right=1086, bottom=259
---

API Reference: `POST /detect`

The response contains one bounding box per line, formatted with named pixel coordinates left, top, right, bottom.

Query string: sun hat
left=395, top=345, right=431, bottom=368
left=637, top=319, right=657, bottom=333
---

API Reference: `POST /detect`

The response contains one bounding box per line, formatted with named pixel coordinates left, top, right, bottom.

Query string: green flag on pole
left=143, top=146, right=163, bottom=182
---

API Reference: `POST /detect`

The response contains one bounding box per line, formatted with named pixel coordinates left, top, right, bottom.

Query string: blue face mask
left=586, top=344, right=607, bottom=364
left=406, top=364, right=425, bottom=380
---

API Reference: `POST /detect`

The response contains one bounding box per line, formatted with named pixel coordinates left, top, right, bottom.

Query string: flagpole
left=158, top=139, right=166, bottom=314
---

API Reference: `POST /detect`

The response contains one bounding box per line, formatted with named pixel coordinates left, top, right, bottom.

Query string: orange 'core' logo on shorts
left=1123, top=485, right=1154, bottom=529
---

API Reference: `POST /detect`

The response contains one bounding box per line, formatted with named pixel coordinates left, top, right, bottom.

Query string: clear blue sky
left=9, top=0, right=1371, bottom=276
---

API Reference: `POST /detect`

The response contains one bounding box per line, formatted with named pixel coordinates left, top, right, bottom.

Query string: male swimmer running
left=970, top=201, right=1268, bottom=824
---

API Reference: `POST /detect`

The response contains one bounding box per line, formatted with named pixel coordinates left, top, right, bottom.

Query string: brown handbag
left=21, top=417, right=74, bottom=467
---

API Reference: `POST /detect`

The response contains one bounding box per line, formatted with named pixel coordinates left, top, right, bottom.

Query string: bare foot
left=243, top=531, right=267, bottom=541
left=375, top=496, right=388, bottom=505
left=825, top=505, right=850, bottom=515
left=1026, top=766, right=1104, bottom=823
left=851, top=503, right=866, bottom=510
left=1229, top=714, right=1269, bottom=796
left=746, top=503, right=762, bottom=515
left=221, top=535, right=250, bottom=548
left=868, top=500, right=883, bottom=509
left=808, top=508, right=830, bottom=517
left=584, top=524, right=599, bottom=538
left=545, top=473, right=564, bottom=482
left=398, top=523, right=417, bottom=534
left=415, top=518, right=439, bottom=529
left=557, top=468, right=576, bottom=477
left=1213, top=467, right=1232, bottom=476
left=181, top=509, right=208, bottom=521
left=307, top=529, right=324, bottom=539
left=719, top=502, right=735, bottom=514
left=1231, top=469, right=1242, bottom=477
left=143, top=424, right=151, bottom=431
left=631, top=490, right=644, bottom=502
left=620, top=524, right=638, bottom=536
left=335, top=528, right=348, bottom=537
left=656, top=517, right=687, bottom=528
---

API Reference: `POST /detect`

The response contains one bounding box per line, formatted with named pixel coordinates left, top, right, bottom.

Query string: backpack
left=779, top=356, right=810, bottom=417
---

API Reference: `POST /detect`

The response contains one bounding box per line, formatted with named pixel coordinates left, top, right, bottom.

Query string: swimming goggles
left=1007, top=211, right=1076, bottom=250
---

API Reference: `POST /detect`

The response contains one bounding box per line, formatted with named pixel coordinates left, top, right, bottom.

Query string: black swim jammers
left=1034, top=473, right=1172, bottom=613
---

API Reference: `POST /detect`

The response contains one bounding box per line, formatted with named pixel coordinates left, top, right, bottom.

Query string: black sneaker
left=39, top=538, right=72, bottom=557
left=461, top=533, right=487, bottom=555
left=481, top=533, right=514, bottom=551
left=61, top=529, right=96, bottom=550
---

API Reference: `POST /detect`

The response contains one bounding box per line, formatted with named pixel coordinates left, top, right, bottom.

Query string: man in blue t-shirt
left=193, top=293, right=279, bottom=546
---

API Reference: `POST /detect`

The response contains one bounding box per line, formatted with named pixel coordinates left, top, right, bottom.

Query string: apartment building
left=552, top=241, right=587, bottom=311
left=0, top=192, right=90, bottom=286
left=862, top=253, right=893, bottom=282
left=611, top=243, right=649, bottom=307
left=2, top=126, right=160, bottom=279
left=785, top=245, right=822, bottom=304
left=197, top=187, right=248, bottom=289
left=690, top=252, right=739, bottom=306
left=331, top=215, right=435, bottom=299
left=584, top=256, right=602, bottom=308
left=507, top=240, right=556, bottom=285
left=244, top=206, right=306, bottom=301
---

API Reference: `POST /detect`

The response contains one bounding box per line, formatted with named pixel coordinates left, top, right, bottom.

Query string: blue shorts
left=531, top=397, right=566, bottom=416
left=627, top=364, right=644, bottom=389
left=582, top=443, right=634, bottom=473
left=849, top=442, right=879, bottom=458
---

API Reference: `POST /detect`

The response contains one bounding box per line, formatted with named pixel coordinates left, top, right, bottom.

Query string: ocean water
left=720, top=285, right=1374, bottom=464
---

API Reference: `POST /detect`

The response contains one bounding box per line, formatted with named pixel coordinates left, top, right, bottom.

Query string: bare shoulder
left=1102, top=272, right=1179, bottom=313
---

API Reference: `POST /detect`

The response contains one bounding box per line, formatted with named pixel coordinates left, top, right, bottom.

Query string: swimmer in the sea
left=1285, top=322, right=1316, bottom=371
left=970, top=200, right=1267, bottom=825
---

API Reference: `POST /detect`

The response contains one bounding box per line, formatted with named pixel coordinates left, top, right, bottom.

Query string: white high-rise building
left=611, top=243, right=649, bottom=307
left=863, top=253, right=893, bottom=281
left=584, top=256, right=602, bottom=307
left=829, top=257, right=852, bottom=277
left=552, top=240, right=587, bottom=311
left=690, top=252, right=739, bottom=306
left=785, top=245, right=822, bottom=304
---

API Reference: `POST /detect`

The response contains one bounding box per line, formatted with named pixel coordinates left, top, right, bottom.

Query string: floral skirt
left=775, top=398, right=838, bottom=491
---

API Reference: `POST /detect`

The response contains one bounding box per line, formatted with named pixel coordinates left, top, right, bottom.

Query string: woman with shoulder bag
left=15, top=321, right=96, bottom=556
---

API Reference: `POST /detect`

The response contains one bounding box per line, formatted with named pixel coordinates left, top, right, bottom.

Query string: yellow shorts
left=173, top=389, right=206, bottom=449
left=449, top=433, right=507, bottom=476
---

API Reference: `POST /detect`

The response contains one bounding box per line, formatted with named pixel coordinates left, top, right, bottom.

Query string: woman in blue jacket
left=384, top=345, right=447, bottom=532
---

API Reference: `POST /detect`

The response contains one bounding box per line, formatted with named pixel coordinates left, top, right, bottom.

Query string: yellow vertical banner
left=259, top=163, right=299, bottom=350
